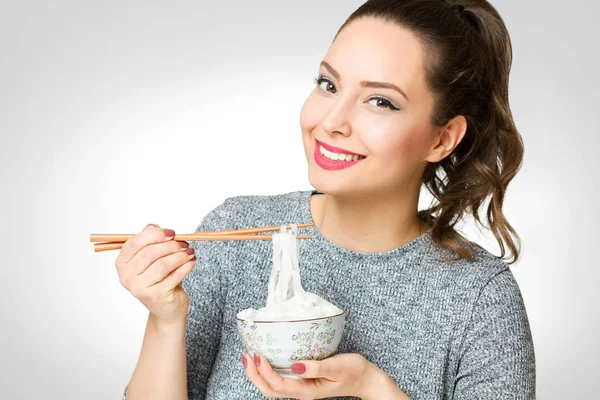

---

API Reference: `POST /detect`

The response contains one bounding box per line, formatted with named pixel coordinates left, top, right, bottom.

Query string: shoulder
left=437, top=242, right=529, bottom=326
left=469, top=248, right=527, bottom=317
left=195, top=189, right=310, bottom=231
left=468, top=244, right=523, bottom=301
left=422, top=236, right=528, bottom=310
left=424, top=237, right=509, bottom=286
left=438, top=243, right=534, bottom=354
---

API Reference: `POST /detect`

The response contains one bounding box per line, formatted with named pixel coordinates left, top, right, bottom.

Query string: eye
left=312, top=75, right=400, bottom=111
left=367, top=97, right=400, bottom=111
left=313, top=76, right=336, bottom=93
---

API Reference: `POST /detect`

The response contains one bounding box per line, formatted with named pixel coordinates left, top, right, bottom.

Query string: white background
left=1, top=0, right=598, bottom=398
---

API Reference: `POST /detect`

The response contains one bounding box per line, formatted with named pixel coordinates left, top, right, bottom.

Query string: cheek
left=300, top=91, right=324, bottom=135
left=365, top=120, right=429, bottom=167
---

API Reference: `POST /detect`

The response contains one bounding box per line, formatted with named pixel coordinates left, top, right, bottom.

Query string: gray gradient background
left=0, top=0, right=597, bottom=398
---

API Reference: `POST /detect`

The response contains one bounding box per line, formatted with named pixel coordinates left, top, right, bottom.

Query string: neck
left=311, top=189, right=429, bottom=253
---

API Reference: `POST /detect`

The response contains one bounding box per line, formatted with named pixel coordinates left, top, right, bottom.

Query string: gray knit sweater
left=123, top=189, right=536, bottom=399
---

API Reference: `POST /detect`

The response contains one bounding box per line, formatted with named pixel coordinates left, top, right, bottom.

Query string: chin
left=307, top=168, right=368, bottom=197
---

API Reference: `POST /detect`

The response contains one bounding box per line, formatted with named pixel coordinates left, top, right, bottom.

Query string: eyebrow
left=320, top=61, right=409, bottom=101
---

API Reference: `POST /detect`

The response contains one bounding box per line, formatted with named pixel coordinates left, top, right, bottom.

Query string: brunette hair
left=336, top=0, right=524, bottom=264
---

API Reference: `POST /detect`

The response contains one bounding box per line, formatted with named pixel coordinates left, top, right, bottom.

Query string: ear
left=425, top=115, right=467, bottom=163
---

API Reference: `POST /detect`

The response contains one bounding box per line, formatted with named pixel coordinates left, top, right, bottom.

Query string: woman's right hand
left=115, top=223, right=197, bottom=325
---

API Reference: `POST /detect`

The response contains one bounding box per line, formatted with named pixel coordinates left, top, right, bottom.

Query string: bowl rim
left=236, top=310, right=344, bottom=323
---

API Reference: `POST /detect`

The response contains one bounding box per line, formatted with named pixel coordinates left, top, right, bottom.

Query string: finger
left=119, top=226, right=176, bottom=263
left=242, top=354, right=281, bottom=398
left=255, top=354, right=311, bottom=396
left=128, top=239, right=190, bottom=276
left=155, top=256, right=197, bottom=290
left=117, top=240, right=188, bottom=291
left=292, top=358, right=341, bottom=381
left=138, top=248, right=196, bottom=288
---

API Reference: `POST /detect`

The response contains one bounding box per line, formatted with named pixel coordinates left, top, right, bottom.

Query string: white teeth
left=319, top=145, right=365, bottom=161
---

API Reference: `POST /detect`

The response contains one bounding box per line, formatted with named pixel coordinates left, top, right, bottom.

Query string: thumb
left=291, top=357, right=342, bottom=380
left=146, top=223, right=160, bottom=228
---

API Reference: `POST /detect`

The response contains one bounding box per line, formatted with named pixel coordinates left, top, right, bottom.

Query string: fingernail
left=178, top=241, right=190, bottom=250
left=253, top=353, right=261, bottom=367
left=291, top=363, right=306, bottom=374
left=163, top=229, right=175, bottom=240
left=242, top=355, right=247, bottom=369
left=185, top=248, right=195, bottom=257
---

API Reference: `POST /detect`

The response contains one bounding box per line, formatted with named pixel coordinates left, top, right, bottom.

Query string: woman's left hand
left=242, top=352, right=409, bottom=400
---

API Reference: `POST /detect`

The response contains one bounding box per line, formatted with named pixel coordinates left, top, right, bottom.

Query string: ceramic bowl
left=236, top=312, right=345, bottom=379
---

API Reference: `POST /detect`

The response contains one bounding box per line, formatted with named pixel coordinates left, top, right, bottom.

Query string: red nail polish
left=242, top=355, right=247, bottom=369
left=291, top=363, right=306, bottom=374
left=163, top=228, right=176, bottom=237
left=254, top=353, right=261, bottom=367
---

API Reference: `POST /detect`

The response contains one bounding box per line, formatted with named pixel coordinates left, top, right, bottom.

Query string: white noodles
left=237, top=224, right=342, bottom=322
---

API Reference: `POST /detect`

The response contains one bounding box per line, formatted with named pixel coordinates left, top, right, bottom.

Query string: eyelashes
left=312, top=75, right=400, bottom=111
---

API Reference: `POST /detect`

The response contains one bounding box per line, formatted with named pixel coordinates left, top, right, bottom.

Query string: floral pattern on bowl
left=236, top=313, right=345, bottom=372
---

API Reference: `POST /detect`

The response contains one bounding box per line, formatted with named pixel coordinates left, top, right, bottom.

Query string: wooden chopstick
left=91, top=222, right=315, bottom=252
left=90, top=222, right=314, bottom=244
left=195, top=222, right=315, bottom=236
left=93, top=234, right=312, bottom=252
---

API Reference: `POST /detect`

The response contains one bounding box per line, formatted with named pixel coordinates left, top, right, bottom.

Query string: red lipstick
left=313, top=139, right=366, bottom=171
left=316, top=139, right=365, bottom=156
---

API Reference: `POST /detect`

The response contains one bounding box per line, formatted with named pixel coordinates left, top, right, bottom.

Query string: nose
left=321, top=97, right=353, bottom=137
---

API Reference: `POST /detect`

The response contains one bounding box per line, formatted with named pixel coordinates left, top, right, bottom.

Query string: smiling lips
left=314, top=139, right=366, bottom=170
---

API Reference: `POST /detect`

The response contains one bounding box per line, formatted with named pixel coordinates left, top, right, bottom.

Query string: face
left=300, top=17, right=439, bottom=198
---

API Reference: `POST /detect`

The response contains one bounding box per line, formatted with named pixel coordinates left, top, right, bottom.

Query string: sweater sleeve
left=123, top=200, right=231, bottom=400
left=453, top=267, right=536, bottom=399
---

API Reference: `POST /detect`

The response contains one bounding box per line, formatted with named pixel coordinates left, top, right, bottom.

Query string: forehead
left=324, top=17, right=428, bottom=101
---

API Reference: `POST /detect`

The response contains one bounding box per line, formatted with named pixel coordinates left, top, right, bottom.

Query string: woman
left=119, top=0, right=535, bottom=399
